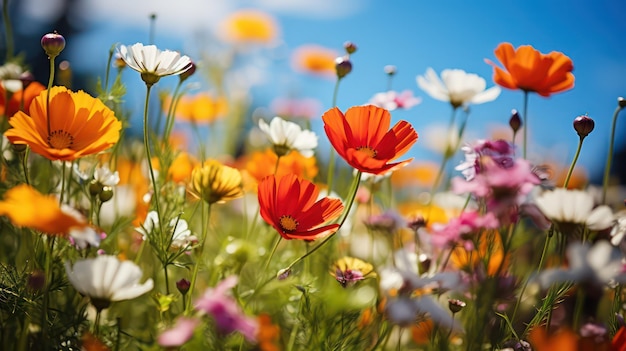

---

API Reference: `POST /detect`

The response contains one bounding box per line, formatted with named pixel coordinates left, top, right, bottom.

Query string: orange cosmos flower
left=245, top=148, right=318, bottom=183
left=258, top=174, right=343, bottom=240
left=168, top=93, right=228, bottom=124
left=0, top=184, right=84, bottom=235
left=4, top=86, right=122, bottom=161
left=323, top=105, right=418, bottom=175
left=291, top=44, right=338, bottom=78
left=528, top=327, right=579, bottom=351
left=0, top=81, right=45, bottom=118
left=486, top=42, right=574, bottom=97
left=219, top=9, right=279, bottom=45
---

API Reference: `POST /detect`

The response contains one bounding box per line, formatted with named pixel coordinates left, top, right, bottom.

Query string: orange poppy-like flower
left=168, top=152, right=198, bottom=183
left=257, top=313, right=281, bottom=351
left=450, top=230, right=509, bottom=276
left=0, top=81, right=45, bottom=118
left=291, top=44, right=338, bottom=78
left=167, top=93, right=228, bottom=124
left=486, top=42, right=574, bottom=97
left=613, top=327, right=626, bottom=351
left=258, top=174, right=344, bottom=240
left=4, top=86, right=122, bottom=161
left=219, top=9, right=279, bottom=45
left=528, top=327, right=579, bottom=351
left=0, top=184, right=84, bottom=235
left=323, top=105, right=418, bottom=175
left=245, top=148, right=318, bottom=183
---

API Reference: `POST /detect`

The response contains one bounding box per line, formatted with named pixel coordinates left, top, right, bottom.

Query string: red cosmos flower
left=323, top=105, right=418, bottom=175
left=485, top=42, right=574, bottom=97
left=0, top=81, right=45, bottom=118
left=258, top=174, right=344, bottom=240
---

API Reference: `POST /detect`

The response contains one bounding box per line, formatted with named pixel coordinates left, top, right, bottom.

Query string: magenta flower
left=194, top=276, right=258, bottom=342
left=455, top=139, right=515, bottom=181
left=158, top=317, right=199, bottom=347
left=430, top=211, right=499, bottom=250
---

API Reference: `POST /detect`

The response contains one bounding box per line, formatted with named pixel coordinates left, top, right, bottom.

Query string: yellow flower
left=0, top=184, right=84, bottom=235
left=291, top=44, right=338, bottom=78
left=172, top=93, right=228, bottom=124
left=4, top=86, right=122, bottom=161
left=219, top=9, right=279, bottom=45
left=190, top=160, right=244, bottom=204
left=330, top=256, right=376, bottom=287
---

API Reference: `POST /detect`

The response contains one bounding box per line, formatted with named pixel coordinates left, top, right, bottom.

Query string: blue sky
left=15, top=0, right=626, bottom=181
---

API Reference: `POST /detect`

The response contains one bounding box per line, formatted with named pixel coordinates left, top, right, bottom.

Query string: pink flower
left=455, top=139, right=515, bottom=181
left=194, top=276, right=258, bottom=342
left=430, top=211, right=499, bottom=249
left=452, top=157, right=540, bottom=223
left=368, top=90, right=421, bottom=111
left=158, top=317, right=199, bottom=347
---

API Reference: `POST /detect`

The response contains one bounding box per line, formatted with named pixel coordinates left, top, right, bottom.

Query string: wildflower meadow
left=1, top=4, right=626, bottom=351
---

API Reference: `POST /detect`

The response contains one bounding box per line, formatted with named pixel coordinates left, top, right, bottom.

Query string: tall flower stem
left=46, top=56, right=57, bottom=136
left=185, top=203, right=212, bottom=314
left=2, top=0, right=14, bottom=62
left=601, top=101, right=625, bottom=204
left=563, top=136, right=584, bottom=189
left=522, top=91, right=529, bottom=159
left=325, top=78, right=342, bottom=196
left=429, top=107, right=458, bottom=198
left=142, top=85, right=163, bottom=229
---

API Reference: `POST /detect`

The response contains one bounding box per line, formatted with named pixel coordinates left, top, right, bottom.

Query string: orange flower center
left=356, top=146, right=377, bottom=158
left=47, top=130, right=74, bottom=149
left=279, top=215, right=298, bottom=232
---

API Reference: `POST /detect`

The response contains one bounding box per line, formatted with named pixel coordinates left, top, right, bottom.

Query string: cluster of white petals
left=258, top=116, right=318, bottom=157
left=417, top=67, right=501, bottom=108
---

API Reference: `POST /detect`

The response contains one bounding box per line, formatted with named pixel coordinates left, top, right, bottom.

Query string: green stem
left=522, top=91, right=529, bottom=159
left=2, top=0, right=14, bottom=62
left=563, top=136, right=584, bottom=189
left=185, top=203, right=212, bottom=314
left=429, top=107, right=458, bottom=197
left=325, top=77, right=342, bottom=196
left=602, top=104, right=625, bottom=204
left=103, top=45, right=116, bottom=92
left=142, top=85, right=163, bottom=230
left=572, top=288, right=585, bottom=330
left=161, top=79, right=183, bottom=142
left=46, top=56, right=56, bottom=136
left=41, top=236, right=56, bottom=348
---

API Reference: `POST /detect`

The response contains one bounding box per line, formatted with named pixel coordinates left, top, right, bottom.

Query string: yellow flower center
left=47, top=130, right=74, bottom=149
left=279, top=215, right=298, bottom=232
left=356, top=146, right=377, bottom=158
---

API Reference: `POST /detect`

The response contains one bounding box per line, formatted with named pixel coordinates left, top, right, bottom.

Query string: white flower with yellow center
left=117, top=43, right=192, bottom=86
left=417, top=68, right=501, bottom=108
left=258, top=116, right=318, bottom=157
left=65, top=255, right=154, bottom=310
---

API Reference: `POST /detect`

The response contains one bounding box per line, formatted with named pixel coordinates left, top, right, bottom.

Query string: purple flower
left=194, top=276, right=258, bottom=342
left=158, top=317, right=199, bottom=347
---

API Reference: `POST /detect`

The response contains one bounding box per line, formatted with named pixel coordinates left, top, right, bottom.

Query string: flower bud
left=384, top=65, right=397, bottom=76
left=176, top=278, right=191, bottom=295
left=179, top=61, right=196, bottom=82
left=343, top=41, right=357, bottom=54
left=573, top=115, right=594, bottom=138
left=619, top=97, right=626, bottom=109
left=11, top=142, right=27, bottom=153
left=88, top=180, right=103, bottom=197
left=448, top=299, right=466, bottom=313
left=335, top=56, right=352, bottom=79
left=19, top=71, right=35, bottom=88
left=99, top=186, right=114, bottom=202
left=509, top=109, right=521, bottom=133
left=41, top=32, right=66, bottom=58
left=277, top=268, right=291, bottom=280
left=27, top=270, right=46, bottom=292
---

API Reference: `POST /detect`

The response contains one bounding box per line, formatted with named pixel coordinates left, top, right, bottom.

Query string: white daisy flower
left=136, top=211, right=196, bottom=249
left=535, top=188, right=614, bottom=232
left=417, top=67, right=501, bottom=108
left=536, top=240, right=626, bottom=288
left=258, top=116, right=318, bottom=157
left=94, top=165, right=120, bottom=187
left=65, top=255, right=154, bottom=309
left=117, top=43, right=192, bottom=86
